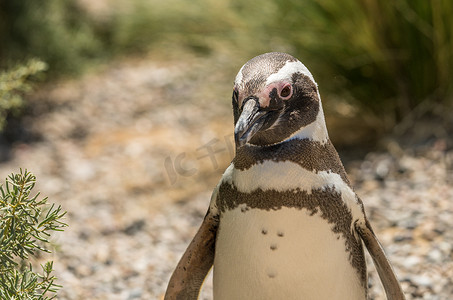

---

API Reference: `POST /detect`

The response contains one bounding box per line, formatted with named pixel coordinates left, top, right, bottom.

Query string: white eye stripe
left=266, top=60, right=316, bottom=86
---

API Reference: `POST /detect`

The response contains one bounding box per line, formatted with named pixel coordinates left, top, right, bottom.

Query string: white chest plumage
left=214, top=207, right=365, bottom=300
left=212, top=161, right=366, bottom=300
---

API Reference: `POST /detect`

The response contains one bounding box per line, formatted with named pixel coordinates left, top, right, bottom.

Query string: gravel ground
left=0, top=54, right=452, bottom=299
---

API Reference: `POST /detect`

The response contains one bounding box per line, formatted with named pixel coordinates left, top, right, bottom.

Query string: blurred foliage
left=108, top=0, right=282, bottom=56
left=0, top=169, right=67, bottom=299
left=0, top=0, right=451, bottom=129
left=0, top=0, right=103, bottom=76
left=0, top=0, right=281, bottom=74
left=270, top=0, right=453, bottom=127
left=0, top=59, right=47, bottom=131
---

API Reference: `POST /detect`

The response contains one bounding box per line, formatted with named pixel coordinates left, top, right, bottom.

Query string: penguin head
left=233, top=52, right=328, bottom=148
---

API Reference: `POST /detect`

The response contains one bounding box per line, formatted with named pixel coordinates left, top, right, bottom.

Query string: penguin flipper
left=164, top=208, right=219, bottom=300
left=355, top=220, right=405, bottom=300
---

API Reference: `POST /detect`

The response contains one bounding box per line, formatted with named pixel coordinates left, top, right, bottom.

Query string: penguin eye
left=280, top=84, right=292, bottom=99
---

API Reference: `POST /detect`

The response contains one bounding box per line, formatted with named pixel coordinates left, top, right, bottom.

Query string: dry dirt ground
left=0, top=53, right=452, bottom=299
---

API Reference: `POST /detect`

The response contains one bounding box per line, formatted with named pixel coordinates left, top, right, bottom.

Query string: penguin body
left=214, top=197, right=365, bottom=299
left=165, top=52, right=405, bottom=300
left=213, top=149, right=366, bottom=299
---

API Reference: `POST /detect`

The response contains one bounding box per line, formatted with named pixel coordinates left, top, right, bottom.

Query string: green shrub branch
left=0, top=59, right=47, bottom=131
left=0, top=169, right=67, bottom=299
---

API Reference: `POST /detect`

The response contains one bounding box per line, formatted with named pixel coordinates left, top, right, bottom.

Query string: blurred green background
left=1, top=0, right=452, bottom=143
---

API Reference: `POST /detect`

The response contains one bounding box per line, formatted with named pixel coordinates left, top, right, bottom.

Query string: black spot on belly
left=267, top=270, right=277, bottom=278
left=270, top=244, right=278, bottom=251
left=261, top=228, right=268, bottom=235
left=240, top=205, right=250, bottom=213
left=277, top=231, right=284, bottom=237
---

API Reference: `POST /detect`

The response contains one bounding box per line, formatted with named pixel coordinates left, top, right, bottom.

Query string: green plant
left=0, top=170, right=67, bottom=299
left=0, top=0, right=104, bottom=76
left=270, top=0, right=453, bottom=128
left=110, top=0, right=244, bottom=54
left=0, top=59, right=47, bottom=131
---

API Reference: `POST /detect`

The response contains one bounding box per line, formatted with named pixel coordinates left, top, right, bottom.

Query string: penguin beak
left=234, top=98, right=267, bottom=147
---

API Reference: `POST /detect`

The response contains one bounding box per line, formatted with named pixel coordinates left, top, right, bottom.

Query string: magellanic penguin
left=165, top=52, right=405, bottom=300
